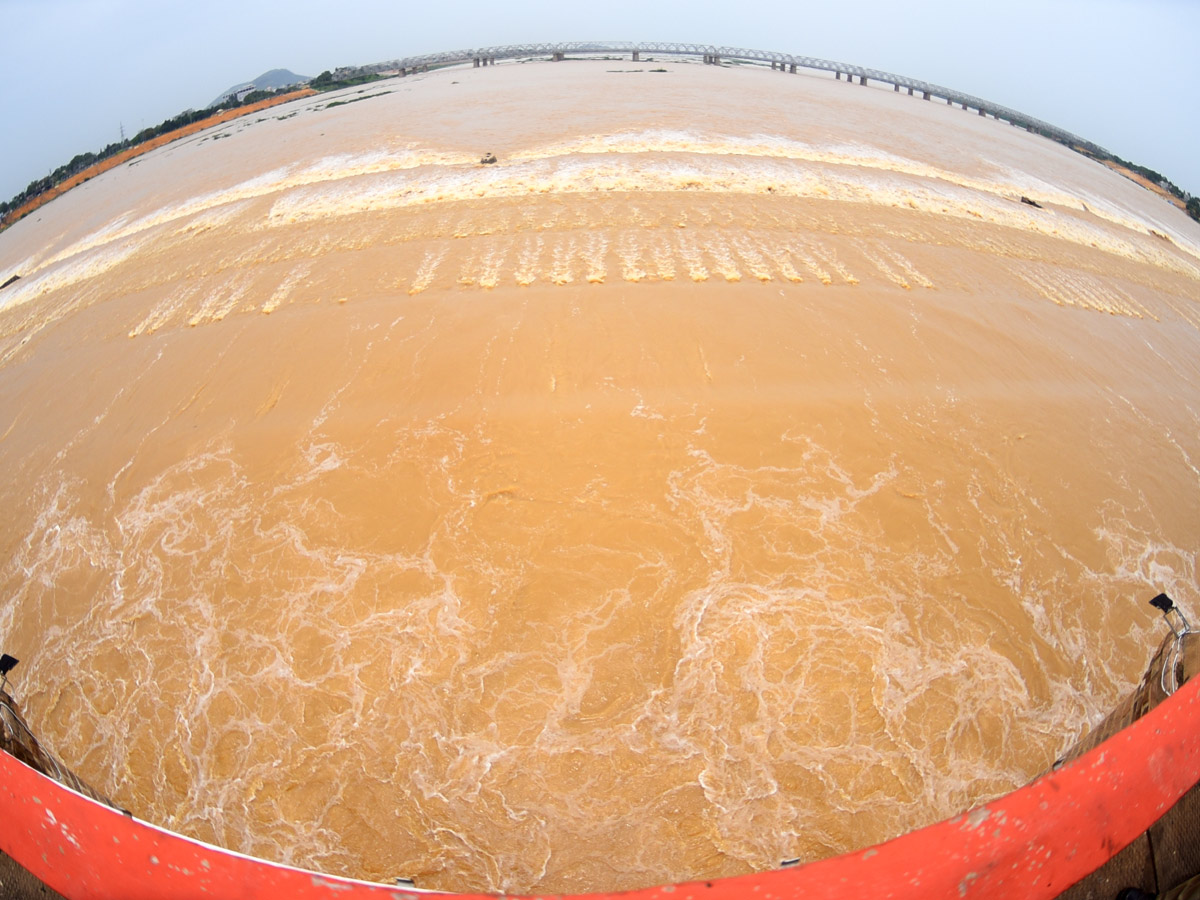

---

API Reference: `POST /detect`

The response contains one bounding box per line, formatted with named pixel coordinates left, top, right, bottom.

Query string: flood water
left=1, top=59, right=1198, bottom=894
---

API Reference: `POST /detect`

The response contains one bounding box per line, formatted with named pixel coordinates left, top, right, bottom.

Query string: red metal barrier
left=2, top=673, right=1198, bottom=900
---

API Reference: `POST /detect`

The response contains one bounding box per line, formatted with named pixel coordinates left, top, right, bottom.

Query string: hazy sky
left=1, top=0, right=1197, bottom=204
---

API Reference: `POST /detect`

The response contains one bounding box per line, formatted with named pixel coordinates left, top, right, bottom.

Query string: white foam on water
left=0, top=234, right=150, bottom=313
left=249, top=148, right=1200, bottom=285
left=4, top=61, right=1200, bottom=896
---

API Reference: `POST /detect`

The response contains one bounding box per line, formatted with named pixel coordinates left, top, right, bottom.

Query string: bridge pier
left=860, top=76, right=868, bottom=85
left=923, top=91, right=930, bottom=100
left=632, top=51, right=640, bottom=61
left=789, top=64, right=796, bottom=73
left=473, top=58, right=480, bottom=68
left=907, top=87, right=913, bottom=95
left=894, top=83, right=900, bottom=92
left=978, top=108, right=986, bottom=116
left=835, top=72, right=841, bottom=80
left=553, top=52, right=564, bottom=62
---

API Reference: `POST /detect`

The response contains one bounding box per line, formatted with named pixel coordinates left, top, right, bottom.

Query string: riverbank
left=0, top=88, right=316, bottom=232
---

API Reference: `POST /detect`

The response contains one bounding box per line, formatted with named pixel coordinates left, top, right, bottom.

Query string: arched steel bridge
left=336, top=41, right=1105, bottom=155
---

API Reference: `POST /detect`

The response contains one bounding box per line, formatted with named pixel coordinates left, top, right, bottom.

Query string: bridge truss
left=344, top=41, right=1103, bottom=155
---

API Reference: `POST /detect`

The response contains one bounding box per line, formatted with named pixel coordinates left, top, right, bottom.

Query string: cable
left=1150, top=594, right=1194, bottom=697
left=1160, top=633, right=1182, bottom=696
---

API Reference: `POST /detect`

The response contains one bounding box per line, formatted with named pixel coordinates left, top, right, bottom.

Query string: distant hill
left=209, top=69, right=312, bottom=108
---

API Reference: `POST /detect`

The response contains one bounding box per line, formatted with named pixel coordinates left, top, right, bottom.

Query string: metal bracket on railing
left=1151, top=593, right=1193, bottom=638
left=0, top=653, right=17, bottom=695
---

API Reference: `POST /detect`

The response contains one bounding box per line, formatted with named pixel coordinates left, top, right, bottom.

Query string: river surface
left=1, top=58, right=1198, bottom=894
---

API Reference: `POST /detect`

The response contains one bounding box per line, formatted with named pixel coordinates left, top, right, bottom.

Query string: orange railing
left=1, top=673, right=1197, bottom=900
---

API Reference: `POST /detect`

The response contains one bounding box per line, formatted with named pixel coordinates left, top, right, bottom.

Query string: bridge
left=337, top=41, right=1106, bottom=156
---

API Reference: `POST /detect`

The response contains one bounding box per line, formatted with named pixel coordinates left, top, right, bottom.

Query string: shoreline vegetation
left=2, top=61, right=1197, bottom=233
left=1076, top=148, right=1200, bottom=223
left=0, top=87, right=315, bottom=232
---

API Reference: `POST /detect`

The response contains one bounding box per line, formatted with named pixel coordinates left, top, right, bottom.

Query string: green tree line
left=310, top=69, right=385, bottom=90
left=1, top=88, right=303, bottom=222
left=1084, top=150, right=1200, bottom=224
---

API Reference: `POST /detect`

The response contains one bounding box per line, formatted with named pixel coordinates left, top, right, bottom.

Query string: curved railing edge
left=0, top=674, right=1196, bottom=899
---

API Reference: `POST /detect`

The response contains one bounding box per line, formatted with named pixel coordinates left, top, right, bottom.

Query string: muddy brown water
left=0, top=60, right=1198, bottom=894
